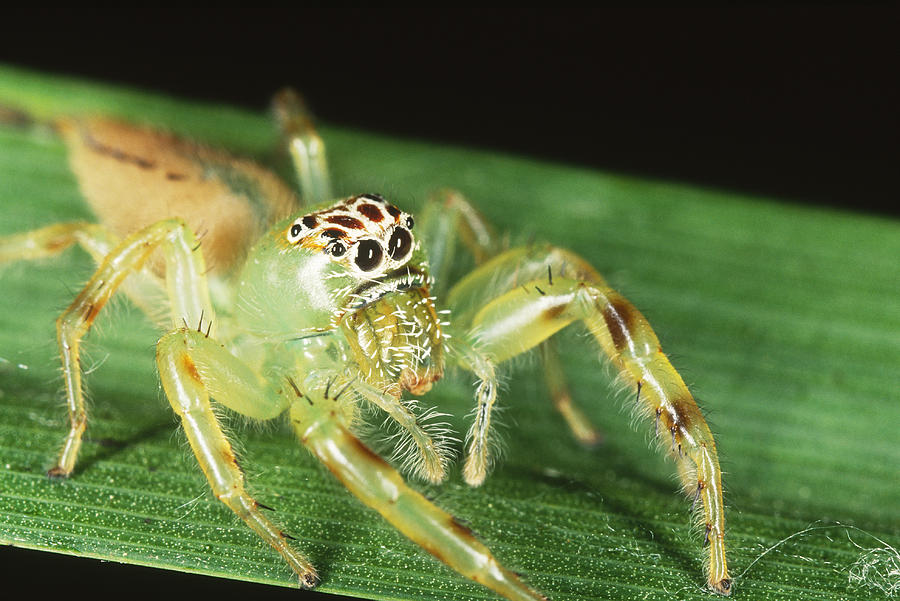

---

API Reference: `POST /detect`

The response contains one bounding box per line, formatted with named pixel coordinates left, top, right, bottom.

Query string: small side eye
left=287, top=221, right=304, bottom=242
left=388, top=227, right=412, bottom=260
left=405, top=216, right=415, bottom=230
left=329, top=241, right=347, bottom=257
left=354, top=239, right=383, bottom=271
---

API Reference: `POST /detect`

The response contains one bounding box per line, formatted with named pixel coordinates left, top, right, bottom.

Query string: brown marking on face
left=320, top=228, right=347, bottom=239
left=360, top=193, right=386, bottom=203
left=602, top=297, right=636, bottom=352
left=326, top=214, right=365, bottom=229
left=302, top=215, right=318, bottom=228
left=385, top=204, right=401, bottom=219
left=357, top=203, right=384, bottom=222
left=181, top=353, right=202, bottom=383
left=166, top=171, right=188, bottom=181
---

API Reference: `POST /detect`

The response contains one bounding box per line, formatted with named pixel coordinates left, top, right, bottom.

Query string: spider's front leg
left=156, top=328, right=318, bottom=586
left=418, top=191, right=603, bottom=449
left=448, top=246, right=732, bottom=595
left=157, top=334, right=548, bottom=600
left=288, top=374, right=548, bottom=601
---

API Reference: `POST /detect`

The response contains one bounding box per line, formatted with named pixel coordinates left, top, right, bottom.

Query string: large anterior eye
left=388, top=227, right=412, bottom=260
left=354, top=239, right=383, bottom=271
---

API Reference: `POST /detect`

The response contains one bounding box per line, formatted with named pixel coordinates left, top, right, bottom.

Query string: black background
left=3, top=7, right=896, bottom=216
left=1, top=6, right=896, bottom=600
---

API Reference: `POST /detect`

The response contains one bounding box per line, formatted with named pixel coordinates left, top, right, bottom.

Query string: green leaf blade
left=0, top=63, right=897, bottom=600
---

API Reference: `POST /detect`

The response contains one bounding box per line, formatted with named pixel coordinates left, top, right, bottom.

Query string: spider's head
left=237, top=194, right=428, bottom=337
left=285, top=193, right=417, bottom=280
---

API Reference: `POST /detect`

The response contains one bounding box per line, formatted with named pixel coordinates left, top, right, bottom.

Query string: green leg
left=289, top=379, right=548, bottom=601
left=417, top=195, right=604, bottom=452
left=416, top=189, right=500, bottom=294
left=541, top=339, right=602, bottom=446
left=448, top=336, right=501, bottom=487
left=156, top=328, right=316, bottom=586
left=444, top=242, right=605, bottom=454
left=154, top=336, right=549, bottom=599
left=0, top=221, right=168, bottom=323
left=419, top=197, right=604, bottom=453
left=272, top=88, right=331, bottom=205
left=449, top=245, right=732, bottom=594
left=13, top=219, right=211, bottom=477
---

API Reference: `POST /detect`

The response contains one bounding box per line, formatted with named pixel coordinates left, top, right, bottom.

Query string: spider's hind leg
left=0, top=221, right=109, bottom=264
left=540, top=339, right=603, bottom=446
left=9, top=219, right=210, bottom=477
left=416, top=189, right=501, bottom=295
left=447, top=245, right=732, bottom=595
left=0, top=222, right=168, bottom=323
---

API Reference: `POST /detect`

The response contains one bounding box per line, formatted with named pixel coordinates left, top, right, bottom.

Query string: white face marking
left=285, top=194, right=416, bottom=275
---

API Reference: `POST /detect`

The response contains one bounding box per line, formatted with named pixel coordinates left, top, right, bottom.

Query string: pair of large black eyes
left=351, top=227, right=412, bottom=271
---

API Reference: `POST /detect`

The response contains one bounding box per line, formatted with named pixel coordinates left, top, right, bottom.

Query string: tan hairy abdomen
left=58, top=117, right=298, bottom=273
